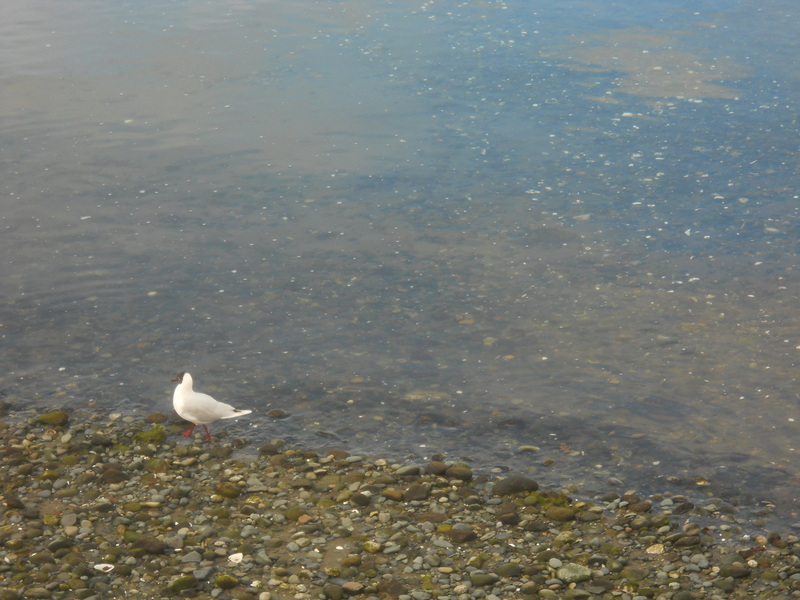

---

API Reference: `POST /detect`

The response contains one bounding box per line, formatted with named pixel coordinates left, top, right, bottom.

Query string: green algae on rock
left=133, top=425, right=167, bottom=445
left=34, top=410, right=69, bottom=427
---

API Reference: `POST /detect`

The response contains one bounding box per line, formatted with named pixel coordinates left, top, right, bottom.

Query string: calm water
left=3, top=0, right=800, bottom=529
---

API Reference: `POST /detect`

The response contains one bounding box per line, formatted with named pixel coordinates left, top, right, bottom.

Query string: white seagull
left=172, top=372, right=252, bottom=441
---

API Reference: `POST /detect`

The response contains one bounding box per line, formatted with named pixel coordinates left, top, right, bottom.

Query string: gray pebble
left=396, top=465, right=421, bottom=476
left=193, top=567, right=214, bottom=580
left=556, top=562, right=592, bottom=583
left=60, top=513, right=79, bottom=527
left=180, top=550, right=202, bottom=563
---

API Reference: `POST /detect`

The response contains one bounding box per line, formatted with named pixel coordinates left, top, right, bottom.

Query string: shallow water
left=2, top=0, right=800, bottom=529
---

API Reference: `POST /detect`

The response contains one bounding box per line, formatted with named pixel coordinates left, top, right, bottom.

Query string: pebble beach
left=2, top=408, right=800, bottom=600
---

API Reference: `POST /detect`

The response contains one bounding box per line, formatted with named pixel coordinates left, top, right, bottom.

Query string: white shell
left=228, top=552, right=244, bottom=563
left=94, top=563, right=115, bottom=572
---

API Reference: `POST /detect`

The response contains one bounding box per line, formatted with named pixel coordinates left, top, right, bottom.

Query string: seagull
left=172, top=372, right=252, bottom=441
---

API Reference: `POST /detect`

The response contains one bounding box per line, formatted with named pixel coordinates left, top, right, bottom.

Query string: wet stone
left=444, top=465, right=473, bottom=481
left=168, top=575, right=198, bottom=592
left=193, top=567, right=214, bottom=580
left=427, top=461, right=447, bottom=475
left=395, top=465, right=421, bottom=476
left=545, top=506, right=575, bottom=522
left=134, top=425, right=168, bottom=445
left=131, top=535, right=166, bottom=555
left=416, top=511, right=448, bottom=524
left=404, top=483, right=431, bottom=501
left=90, top=432, right=113, bottom=446
left=557, top=563, right=591, bottom=583
left=618, top=566, right=647, bottom=581
left=163, top=534, right=184, bottom=549
left=495, top=562, right=523, bottom=578
left=324, top=448, right=350, bottom=460
left=101, top=467, right=128, bottom=483
left=673, top=535, right=701, bottom=548
left=626, top=500, right=653, bottom=513
left=470, top=572, right=500, bottom=587
left=447, top=526, right=477, bottom=543
left=376, top=578, right=406, bottom=597
left=214, top=482, right=241, bottom=498
left=673, top=501, right=695, bottom=514
left=381, top=488, right=405, bottom=502
left=285, top=505, right=308, bottom=521
left=46, top=536, right=73, bottom=553
left=214, top=575, right=239, bottom=589
left=259, top=442, right=283, bottom=455
left=714, top=577, right=737, bottom=593
left=35, top=410, right=69, bottom=427
left=350, top=492, right=371, bottom=506
left=178, top=541, right=204, bottom=558
left=499, top=512, right=521, bottom=526
left=718, top=564, right=752, bottom=578
left=492, top=474, right=539, bottom=496
left=342, top=581, right=365, bottom=595
left=4, top=496, right=26, bottom=510
left=61, top=513, right=78, bottom=527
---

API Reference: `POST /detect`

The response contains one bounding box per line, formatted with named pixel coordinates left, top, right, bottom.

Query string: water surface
left=3, top=0, right=800, bottom=530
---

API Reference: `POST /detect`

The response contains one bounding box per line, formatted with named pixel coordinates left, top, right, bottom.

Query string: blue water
left=3, top=0, right=800, bottom=529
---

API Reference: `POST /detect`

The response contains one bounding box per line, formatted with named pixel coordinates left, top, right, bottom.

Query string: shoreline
left=1, top=409, right=799, bottom=599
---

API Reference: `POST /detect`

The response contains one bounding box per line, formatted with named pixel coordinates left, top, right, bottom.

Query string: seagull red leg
left=181, top=424, right=196, bottom=437
left=202, top=425, right=213, bottom=442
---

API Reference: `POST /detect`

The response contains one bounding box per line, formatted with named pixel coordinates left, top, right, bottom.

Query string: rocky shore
left=1, top=409, right=800, bottom=600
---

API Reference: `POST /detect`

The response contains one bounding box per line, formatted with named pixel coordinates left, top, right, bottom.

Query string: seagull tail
left=220, top=409, right=253, bottom=420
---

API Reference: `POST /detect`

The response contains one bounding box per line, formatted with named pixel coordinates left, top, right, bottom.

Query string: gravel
left=1, top=408, right=800, bottom=600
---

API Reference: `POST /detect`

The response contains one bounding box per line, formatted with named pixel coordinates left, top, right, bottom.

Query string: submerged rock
left=492, top=474, right=539, bottom=496
left=35, top=410, right=69, bottom=427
